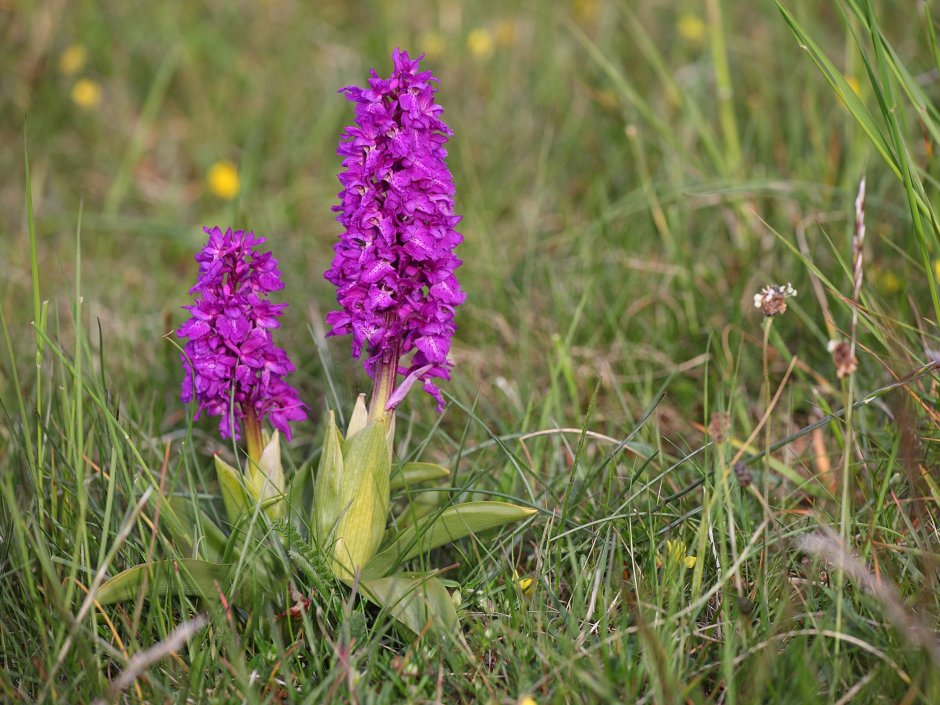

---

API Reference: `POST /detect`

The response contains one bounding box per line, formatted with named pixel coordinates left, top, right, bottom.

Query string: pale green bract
left=316, top=417, right=391, bottom=582
left=312, top=409, right=345, bottom=543
left=214, top=429, right=287, bottom=526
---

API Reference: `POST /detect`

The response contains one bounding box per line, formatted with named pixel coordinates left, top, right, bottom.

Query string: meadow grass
left=2, top=0, right=940, bottom=702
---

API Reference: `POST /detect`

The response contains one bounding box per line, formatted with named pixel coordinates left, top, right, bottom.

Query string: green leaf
left=329, top=420, right=391, bottom=582
left=96, top=559, right=233, bottom=605
left=313, top=410, right=345, bottom=543
left=364, top=501, right=536, bottom=579
left=390, top=462, right=450, bottom=491
left=392, top=492, right=443, bottom=532
left=359, top=574, right=458, bottom=635
left=215, top=454, right=250, bottom=527
left=286, top=456, right=313, bottom=515
left=166, top=495, right=227, bottom=562
left=134, top=476, right=198, bottom=557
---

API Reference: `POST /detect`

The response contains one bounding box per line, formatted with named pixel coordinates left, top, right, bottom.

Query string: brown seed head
left=754, top=283, right=797, bottom=317
left=708, top=412, right=731, bottom=443
left=733, top=461, right=753, bottom=487
left=828, top=340, right=858, bottom=378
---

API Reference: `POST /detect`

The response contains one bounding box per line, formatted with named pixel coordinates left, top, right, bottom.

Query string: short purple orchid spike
left=179, top=227, right=307, bottom=452
left=325, top=48, right=465, bottom=413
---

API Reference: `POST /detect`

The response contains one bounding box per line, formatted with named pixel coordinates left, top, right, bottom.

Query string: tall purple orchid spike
left=325, top=48, right=465, bottom=413
left=179, top=227, right=307, bottom=455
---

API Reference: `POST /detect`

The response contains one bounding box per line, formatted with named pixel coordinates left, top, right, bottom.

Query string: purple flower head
left=325, top=48, right=465, bottom=409
left=179, top=227, right=307, bottom=440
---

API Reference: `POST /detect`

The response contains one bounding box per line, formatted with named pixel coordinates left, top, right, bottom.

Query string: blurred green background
left=6, top=0, right=917, bottom=436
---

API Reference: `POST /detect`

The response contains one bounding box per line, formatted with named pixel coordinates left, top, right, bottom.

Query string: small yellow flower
left=70, top=79, right=101, bottom=109
left=418, top=30, right=445, bottom=59
left=518, top=697, right=538, bottom=705
left=467, top=28, right=494, bottom=60
left=59, top=44, right=87, bottom=76
left=677, top=14, right=706, bottom=44
left=875, top=269, right=901, bottom=294
left=513, top=570, right=534, bottom=596
left=657, top=540, right=696, bottom=569
left=495, top=19, right=518, bottom=46
left=207, top=160, right=241, bottom=200
left=573, top=0, right=599, bottom=23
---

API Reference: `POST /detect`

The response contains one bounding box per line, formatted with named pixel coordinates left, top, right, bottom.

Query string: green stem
left=706, top=0, right=741, bottom=171
left=761, top=317, right=773, bottom=627
left=762, top=318, right=772, bottom=485
left=834, top=377, right=855, bottom=662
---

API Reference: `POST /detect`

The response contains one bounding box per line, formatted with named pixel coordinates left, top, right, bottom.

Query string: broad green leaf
left=286, top=456, right=313, bottom=515
left=392, top=491, right=443, bottom=532
left=360, top=574, right=458, bottom=635
left=134, top=476, right=195, bottom=557
left=329, top=420, right=391, bottom=582
left=389, top=462, right=451, bottom=491
left=96, top=559, right=233, bottom=605
left=313, top=410, right=345, bottom=543
left=166, top=495, right=227, bottom=562
left=364, top=501, right=536, bottom=579
left=215, top=454, right=249, bottom=527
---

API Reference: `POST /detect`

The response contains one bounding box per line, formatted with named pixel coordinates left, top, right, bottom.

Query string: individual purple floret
left=179, top=227, right=307, bottom=440
left=325, top=48, right=465, bottom=410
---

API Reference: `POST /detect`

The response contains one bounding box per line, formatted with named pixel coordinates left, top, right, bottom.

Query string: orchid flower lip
left=384, top=363, right=434, bottom=411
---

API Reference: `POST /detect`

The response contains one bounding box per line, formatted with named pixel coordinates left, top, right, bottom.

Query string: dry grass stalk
left=95, top=614, right=209, bottom=704
left=831, top=176, right=866, bottom=378
left=799, top=528, right=940, bottom=666
left=850, top=176, right=866, bottom=362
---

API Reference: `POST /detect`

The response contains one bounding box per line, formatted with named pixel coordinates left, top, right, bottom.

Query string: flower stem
left=243, top=406, right=264, bottom=468
left=834, top=371, right=855, bottom=664
left=368, top=343, right=400, bottom=421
